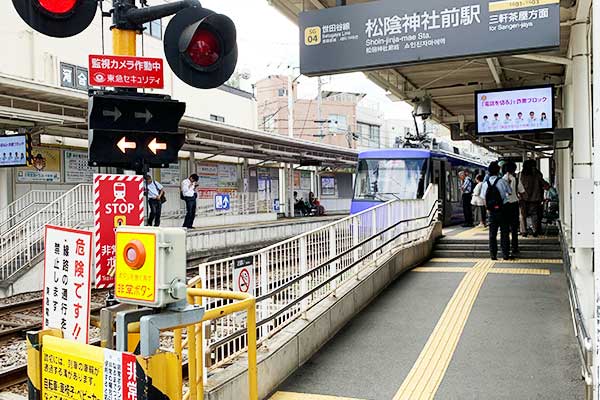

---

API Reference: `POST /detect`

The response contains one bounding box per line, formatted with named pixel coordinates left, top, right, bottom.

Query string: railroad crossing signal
left=164, top=5, right=238, bottom=89
left=12, top=0, right=97, bottom=38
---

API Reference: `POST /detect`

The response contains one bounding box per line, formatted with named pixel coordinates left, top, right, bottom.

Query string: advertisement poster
left=93, top=174, right=144, bottom=288
left=64, top=150, right=95, bottom=183
left=197, top=162, right=239, bottom=198
left=17, top=147, right=61, bottom=183
left=160, top=163, right=180, bottom=185
left=476, top=86, right=554, bottom=134
left=321, top=176, right=336, bottom=196
left=43, top=225, right=93, bottom=343
left=218, top=163, right=239, bottom=189
left=0, top=135, right=28, bottom=167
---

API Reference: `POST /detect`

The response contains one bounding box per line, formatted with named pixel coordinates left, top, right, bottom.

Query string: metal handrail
left=195, top=184, right=439, bottom=368
left=558, top=220, right=593, bottom=397
left=0, top=190, right=66, bottom=233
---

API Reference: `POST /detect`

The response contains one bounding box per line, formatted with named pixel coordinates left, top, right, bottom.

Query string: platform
left=270, top=227, right=581, bottom=400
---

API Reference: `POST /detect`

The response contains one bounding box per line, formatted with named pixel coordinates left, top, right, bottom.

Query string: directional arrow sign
left=89, top=130, right=185, bottom=169
left=102, top=107, right=122, bottom=122
left=148, top=138, right=167, bottom=154
left=117, top=137, right=137, bottom=153
left=89, top=94, right=185, bottom=133
left=134, top=109, right=153, bottom=124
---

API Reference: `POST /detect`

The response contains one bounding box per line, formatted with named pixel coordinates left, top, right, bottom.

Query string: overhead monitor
left=475, top=85, right=554, bottom=135
left=0, top=135, right=29, bottom=168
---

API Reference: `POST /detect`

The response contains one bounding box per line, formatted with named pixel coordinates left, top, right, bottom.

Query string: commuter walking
left=145, top=175, right=165, bottom=227
left=481, top=162, right=512, bottom=260
left=459, top=170, right=474, bottom=227
left=520, top=160, right=547, bottom=237
left=181, top=173, right=199, bottom=229
left=471, top=174, right=487, bottom=227
left=502, top=161, right=525, bottom=255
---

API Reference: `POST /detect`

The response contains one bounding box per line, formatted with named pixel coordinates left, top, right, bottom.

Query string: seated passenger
left=294, top=191, right=309, bottom=216
left=309, top=192, right=325, bottom=216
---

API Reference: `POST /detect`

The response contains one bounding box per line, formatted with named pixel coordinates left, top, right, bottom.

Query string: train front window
left=354, top=158, right=427, bottom=201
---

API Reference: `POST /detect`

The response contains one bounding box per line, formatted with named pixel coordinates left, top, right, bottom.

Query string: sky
left=200, top=0, right=414, bottom=120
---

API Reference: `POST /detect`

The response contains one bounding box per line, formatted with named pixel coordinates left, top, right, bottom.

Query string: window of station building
left=143, top=19, right=163, bottom=40
left=357, top=122, right=380, bottom=148
left=328, top=114, right=348, bottom=133
left=278, top=88, right=288, bottom=97
left=369, top=125, right=381, bottom=148
left=210, top=114, right=225, bottom=123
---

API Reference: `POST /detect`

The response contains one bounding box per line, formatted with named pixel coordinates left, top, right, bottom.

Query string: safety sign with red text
left=233, top=256, right=254, bottom=296
left=94, top=174, right=144, bottom=288
left=43, top=225, right=93, bottom=343
left=89, top=54, right=164, bottom=89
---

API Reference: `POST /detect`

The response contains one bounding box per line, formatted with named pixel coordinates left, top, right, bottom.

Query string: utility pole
left=287, top=74, right=294, bottom=138
left=317, top=76, right=323, bottom=141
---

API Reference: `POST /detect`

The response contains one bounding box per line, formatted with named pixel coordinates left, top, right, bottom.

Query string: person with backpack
left=481, top=162, right=512, bottom=260
left=459, top=170, right=475, bottom=227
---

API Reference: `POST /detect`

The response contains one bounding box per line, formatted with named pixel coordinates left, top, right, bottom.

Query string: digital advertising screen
left=0, top=135, right=28, bottom=168
left=475, top=85, right=554, bottom=135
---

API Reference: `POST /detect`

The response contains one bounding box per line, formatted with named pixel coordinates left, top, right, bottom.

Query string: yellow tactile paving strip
left=393, top=260, right=495, bottom=400
left=430, top=258, right=562, bottom=264
left=413, top=266, right=551, bottom=276
left=270, top=392, right=366, bottom=400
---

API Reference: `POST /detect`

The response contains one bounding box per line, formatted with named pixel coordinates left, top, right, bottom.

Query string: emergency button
left=123, top=240, right=146, bottom=269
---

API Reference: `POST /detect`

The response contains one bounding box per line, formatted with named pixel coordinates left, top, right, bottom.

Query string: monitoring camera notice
left=300, top=0, right=560, bottom=76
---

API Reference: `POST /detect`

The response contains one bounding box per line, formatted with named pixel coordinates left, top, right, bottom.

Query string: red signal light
left=186, top=29, right=221, bottom=67
left=38, top=0, right=78, bottom=14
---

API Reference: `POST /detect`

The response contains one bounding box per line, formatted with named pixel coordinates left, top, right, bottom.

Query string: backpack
left=485, top=178, right=503, bottom=211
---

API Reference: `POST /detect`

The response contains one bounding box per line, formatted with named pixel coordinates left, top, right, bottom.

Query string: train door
left=432, top=159, right=450, bottom=224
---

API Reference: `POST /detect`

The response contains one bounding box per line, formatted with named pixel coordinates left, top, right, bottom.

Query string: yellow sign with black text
left=115, top=231, right=156, bottom=303
left=304, top=26, right=321, bottom=46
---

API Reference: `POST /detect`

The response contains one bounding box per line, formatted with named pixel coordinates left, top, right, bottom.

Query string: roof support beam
left=486, top=58, right=505, bottom=88
left=511, top=54, right=572, bottom=66
left=309, top=0, right=326, bottom=9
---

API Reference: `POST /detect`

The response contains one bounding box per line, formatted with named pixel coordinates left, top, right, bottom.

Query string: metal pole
left=288, top=75, right=294, bottom=138
left=592, top=0, right=600, bottom=396
left=317, top=76, right=323, bottom=141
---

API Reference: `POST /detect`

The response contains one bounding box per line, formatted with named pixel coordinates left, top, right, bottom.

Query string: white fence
left=195, top=184, right=439, bottom=368
left=0, top=190, right=66, bottom=234
left=161, top=189, right=275, bottom=218
left=0, top=184, right=93, bottom=280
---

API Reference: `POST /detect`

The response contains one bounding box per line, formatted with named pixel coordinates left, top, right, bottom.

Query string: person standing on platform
left=471, top=174, right=487, bottom=227
left=481, top=162, right=512, bottom=260
left=181, top=173, right=199, bottom=229
left=520, top=160, right=547, bottom=237
left=502, top=161, right=525, bottom=255
left=459, top=170, right=474, bottom=227
left=145, top=175, right=165, bottom=227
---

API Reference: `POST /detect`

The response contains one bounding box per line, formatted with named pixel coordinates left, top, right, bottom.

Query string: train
left=350, top=148, right=489, bottom=226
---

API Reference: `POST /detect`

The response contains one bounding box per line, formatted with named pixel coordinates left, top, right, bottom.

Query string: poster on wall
left=160, top=163, right=180, bottom=185
left=300, top=171, right=311, bottom=190
left=17, top=148, right=61, bottom=183
left=218, top=164, right=239, bottom=189
left=196, top=162, right=240, bottom=198
left=321, top=176, right=336, bottom=196
left=65, top=150, right=95, bottom=183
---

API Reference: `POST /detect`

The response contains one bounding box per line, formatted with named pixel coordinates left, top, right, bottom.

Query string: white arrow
left=103, top=107, right=122, bottom=122
left=135, top=109, right=153, bottom=123
left=117, top=137, right=137, bottom=153
left=148, top=138, right=167, bottom=154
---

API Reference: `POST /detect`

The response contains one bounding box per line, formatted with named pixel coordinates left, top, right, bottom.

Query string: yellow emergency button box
left=115, top=226, right=187, bottom=308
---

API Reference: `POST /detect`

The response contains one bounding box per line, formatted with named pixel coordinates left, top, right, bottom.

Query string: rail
left=194, top=184, right=439, bottom=369
left=559, top=221, right=593, bottom=399
left=161, top=189, right=274, bottom=218
left=0, top=190, right=66, bottom=233
left=0, top=184, right=93, bottom=280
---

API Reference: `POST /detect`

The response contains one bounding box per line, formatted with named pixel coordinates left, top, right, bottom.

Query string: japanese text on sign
left=43, top=225, right=92, bottom=343
left=89, top=54, right=164, bottom=89
left=115, top=231, right=156, bottom=303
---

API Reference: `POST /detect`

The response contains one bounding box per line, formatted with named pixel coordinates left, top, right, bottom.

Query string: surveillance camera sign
left=94, top=174, right=144, bottom=288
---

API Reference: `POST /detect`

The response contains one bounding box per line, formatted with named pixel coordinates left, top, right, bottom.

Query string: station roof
left=270, top=0, right=580, bottom=157
left=0, top=74, right=357, bottom=167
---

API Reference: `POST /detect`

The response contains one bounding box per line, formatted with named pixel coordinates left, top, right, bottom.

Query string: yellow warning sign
left=115, top=231, right=156, bottom=303
left=304, top=26, right=321, bottom=46
left=41, top=335, right=104, bottom=400
left=489, top=0, right=558, bottom=12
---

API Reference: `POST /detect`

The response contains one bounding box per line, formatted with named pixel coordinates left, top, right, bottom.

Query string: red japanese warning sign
left=43, top=225, right=93, bottom=343
left=94, top=174, right=144, bottom=289
left=88, top=54, right=164, bottom=89
left=233, top=256, right=254, bottom=295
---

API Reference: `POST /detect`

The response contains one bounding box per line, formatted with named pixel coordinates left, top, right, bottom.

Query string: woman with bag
left=145, top=174, right=165, bottom=227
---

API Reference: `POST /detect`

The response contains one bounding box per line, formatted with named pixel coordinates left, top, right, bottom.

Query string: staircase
left=0, top=184, right=93, bottom=283
left=0, top=189, right=66, bottom=234
left=433, top=236, right=562, bottom=259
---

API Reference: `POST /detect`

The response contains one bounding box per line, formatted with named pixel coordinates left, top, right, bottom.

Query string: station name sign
left=299, top=0, right=560, bottom=76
